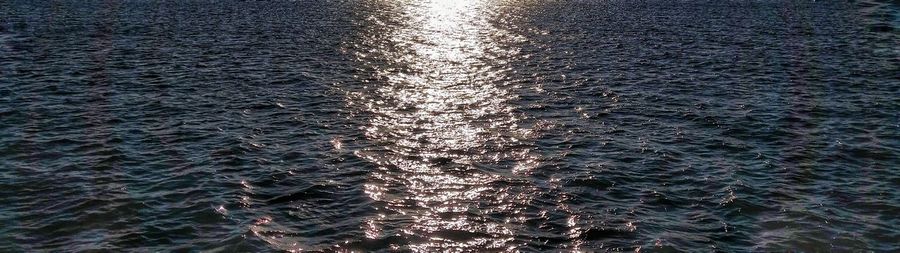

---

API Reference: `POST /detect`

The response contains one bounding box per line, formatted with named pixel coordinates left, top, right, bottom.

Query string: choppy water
left=1, top=0, right=898, bottom=252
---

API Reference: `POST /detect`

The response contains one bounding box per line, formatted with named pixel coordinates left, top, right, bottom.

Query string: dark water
left=1, top=0, right=898, bottom=251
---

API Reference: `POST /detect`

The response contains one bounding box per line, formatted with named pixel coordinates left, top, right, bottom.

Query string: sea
left=0, top=0, right=897, bottom=251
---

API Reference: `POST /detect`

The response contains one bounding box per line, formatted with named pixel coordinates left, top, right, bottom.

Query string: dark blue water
left=1, top=0, right=898, bottom=251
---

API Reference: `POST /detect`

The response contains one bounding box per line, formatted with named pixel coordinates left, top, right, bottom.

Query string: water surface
left=1, top=0, right=898, bottom=251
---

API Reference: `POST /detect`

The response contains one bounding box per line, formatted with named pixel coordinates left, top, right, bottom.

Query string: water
left=1, top=0, right=898, bottom=251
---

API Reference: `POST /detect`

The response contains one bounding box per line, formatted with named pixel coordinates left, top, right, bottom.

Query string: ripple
left=0, top=0, right=897, bottom=252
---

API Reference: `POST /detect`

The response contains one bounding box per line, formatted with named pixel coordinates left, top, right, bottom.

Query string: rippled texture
left=1, top=0, right=898, bottom=252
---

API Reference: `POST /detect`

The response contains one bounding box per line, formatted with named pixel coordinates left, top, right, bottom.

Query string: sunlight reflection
left=351, top=0, right=538, bottom=251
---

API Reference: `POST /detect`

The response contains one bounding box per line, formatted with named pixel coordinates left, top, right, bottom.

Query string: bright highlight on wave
left=352, top=0, right=539, bottom=251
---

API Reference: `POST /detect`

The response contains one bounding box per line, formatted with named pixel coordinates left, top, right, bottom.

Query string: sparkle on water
left=258, top=0, right=542, bottom=251
left=1, top=0, right=897, bottom=252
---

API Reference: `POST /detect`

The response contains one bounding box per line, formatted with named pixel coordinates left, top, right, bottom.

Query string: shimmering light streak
left=351, top=0, right=538, bottom=251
